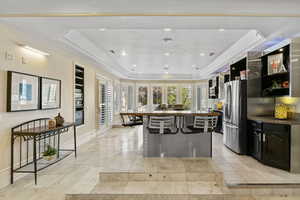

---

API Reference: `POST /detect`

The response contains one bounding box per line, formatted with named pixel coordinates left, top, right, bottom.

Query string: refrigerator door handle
left=225, top=123, right=238, bottom=129
left=262, top=133, right=266, bottom=142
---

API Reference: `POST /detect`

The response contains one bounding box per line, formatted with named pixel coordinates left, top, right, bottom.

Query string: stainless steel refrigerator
left=223, top=80, right=247, bottom=154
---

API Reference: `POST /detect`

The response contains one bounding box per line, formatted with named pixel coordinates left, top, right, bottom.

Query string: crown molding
left=1, top=12, right=300, bottom=18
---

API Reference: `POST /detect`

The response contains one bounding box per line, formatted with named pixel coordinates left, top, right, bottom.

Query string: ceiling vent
left=163, top=37, right=173, bottom=42
left=109, top=50, right=115, bottom=54
left=209, top=52, right=215, bottom=56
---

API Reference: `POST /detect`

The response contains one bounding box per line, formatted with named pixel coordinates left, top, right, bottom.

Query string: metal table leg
left=73, top=125, right=77, bottom=158
left=33, top=136, right=37, bottom=185
left=10, top=134, right=14, bottom=184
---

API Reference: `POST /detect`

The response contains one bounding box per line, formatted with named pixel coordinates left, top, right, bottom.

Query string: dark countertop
left=248, top=116, right=300, bottom=125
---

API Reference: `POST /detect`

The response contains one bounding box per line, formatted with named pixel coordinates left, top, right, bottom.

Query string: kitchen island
left=121, top=111, right=220, bottom=158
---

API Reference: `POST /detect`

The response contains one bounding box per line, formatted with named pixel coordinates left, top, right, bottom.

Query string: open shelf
left=15, top=152, right=73, bottom=173
left=74, top=65, right=84, bottom=126
left=261, top=45, right=290, bottom=97
left=230, top=58, right=247, bottom=81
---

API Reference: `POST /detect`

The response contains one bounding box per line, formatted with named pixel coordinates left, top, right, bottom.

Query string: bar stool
left=181, top=116, right=217, bottom=157
left=146, top=116, right=178, bottom=157
left=120, top=114, right=143, bottom=127
left=147, top=116, right=178, bottom=134
left=181, top=116, right=218, bottom=134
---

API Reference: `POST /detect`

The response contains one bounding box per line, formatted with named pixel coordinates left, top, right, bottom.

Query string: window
left=113, top=82, right=121, bottom=114
left=196, top=84, right=208, bottom=111
left=137, top=86, right=148, bottom=111
left=181, top=86, right=192, bottom=110
left=152, top=86, right=162, bottom=105
left=167, top=86, right=177, bottom=105
left=196, top=86, right=202, bottom=111
left=120, top=85, right=127, bottom=112
left=128, top=85, right=134, bottom=111
left=98, top=79, right=113, bottom=130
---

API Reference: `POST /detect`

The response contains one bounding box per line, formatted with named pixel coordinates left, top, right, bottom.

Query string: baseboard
left=0, top=129, right=97, bottom=189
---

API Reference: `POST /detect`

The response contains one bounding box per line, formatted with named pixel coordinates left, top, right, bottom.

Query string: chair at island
left=147, top=116, right=179, bottom=134
left=181, top=116, right=218, bottom=134
left=120, top=113, right=143, bottom=127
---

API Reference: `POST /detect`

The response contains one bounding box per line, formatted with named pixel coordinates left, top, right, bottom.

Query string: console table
left=11, top=118, right=77, bottom=184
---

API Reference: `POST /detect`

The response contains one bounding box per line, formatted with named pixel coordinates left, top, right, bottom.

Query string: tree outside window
left=138, top=86, right=148, bottom=106
left=181, top=86, right=192, bottom=110
left=152, top=87, right=162, bottom=105
left=167, top=86, right=177, bottom=105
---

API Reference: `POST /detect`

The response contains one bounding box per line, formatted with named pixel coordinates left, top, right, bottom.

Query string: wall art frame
left=40, top=77, right=61, bottom=110
left=7, top=71, right=40, bottom=112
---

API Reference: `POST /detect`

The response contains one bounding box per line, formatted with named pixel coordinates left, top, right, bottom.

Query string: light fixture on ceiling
left=132, top=64, right=137, bottom=67
left=99, top=28, right=107, bottom=31
left=163, top=28, right=172, bottom=32
left=200, top=52, right=205, bottom=56
left=279, top=48, right=284, bottom=52
left=219, top=28, right=225, bottom=32
left=164, top=52, right=170, bottom=56
left=20, top=45, right=50, bottom=56
left=121, top=50, right=127, bottom=56
left=165, top=71, right=169, bottom=74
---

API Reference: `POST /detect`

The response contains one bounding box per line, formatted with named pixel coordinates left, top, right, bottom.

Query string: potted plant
left=43, top=145, right=57, bottom=161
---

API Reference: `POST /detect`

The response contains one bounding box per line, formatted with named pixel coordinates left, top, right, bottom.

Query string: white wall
left=0, top=24, right=119, bottom=188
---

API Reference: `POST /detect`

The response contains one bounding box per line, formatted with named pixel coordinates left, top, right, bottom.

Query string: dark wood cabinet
left=262, top=123, right=290, bottom=171
left=261, top=45, right=290, bottom=97
left=208, top=76, right=219, bottom=99
left=248, top=120, right=263, bottom=161
left=230, top=58, right=247, bottom=81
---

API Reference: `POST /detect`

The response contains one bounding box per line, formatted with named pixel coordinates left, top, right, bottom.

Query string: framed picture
left=268, top=53, right=287, bottom=75
left=40, top=77, right=61, bottom=110
left=7, top=71, right=40, bottom=112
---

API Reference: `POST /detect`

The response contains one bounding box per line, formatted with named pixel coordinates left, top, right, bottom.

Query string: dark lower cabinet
left=214, top=110, right=223, bottom=134
left=248, top=120, right=263, bottom=161
left=262, top=123, right=290, bottom=171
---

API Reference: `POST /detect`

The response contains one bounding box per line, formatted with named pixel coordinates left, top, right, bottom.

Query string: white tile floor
left=1, top=126, right=300, bottom=200
left=212, top=132, right=300, bottom=185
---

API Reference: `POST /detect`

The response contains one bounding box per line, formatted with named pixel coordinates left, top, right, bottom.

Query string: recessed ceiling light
left=121, top=50, right=127, bottom=56
left=99, top=28, right=107, bottom=31
left=219, top=28, right=225, bottom=32
left=132, top=64, right=137, bottom=67
left=200, top=53, right=205, bottom=56
left=279, top=48, right=284, bottom=52
left=165, top=71, right=169, bottom=74
left=164, top=52, right=170, bottom=56
left=163, top=28, right=172, bottom=32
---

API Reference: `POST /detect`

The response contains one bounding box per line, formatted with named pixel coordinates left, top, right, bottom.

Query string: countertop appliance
left=223, top=80, right=247, bottom=154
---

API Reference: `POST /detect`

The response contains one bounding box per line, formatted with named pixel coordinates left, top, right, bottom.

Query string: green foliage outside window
left=181, top=87, right=192, bottom=110
left=167, top=86, right=177, bottom=105
left=138, top=87, right=148, bottom=106
left=153, top=87, right=162, bottom=105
